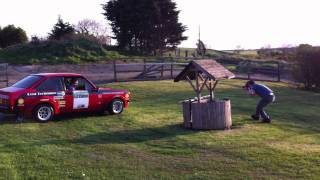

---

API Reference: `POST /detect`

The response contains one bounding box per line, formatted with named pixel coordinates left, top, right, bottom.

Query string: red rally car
left=0, top=73, right=130, bottom=122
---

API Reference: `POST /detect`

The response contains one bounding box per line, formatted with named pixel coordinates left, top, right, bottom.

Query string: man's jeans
left=256, top=95, right=275, bottom=120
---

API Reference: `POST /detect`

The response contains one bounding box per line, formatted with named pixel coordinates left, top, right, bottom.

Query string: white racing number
left=73, top=91, right=89, bottom=109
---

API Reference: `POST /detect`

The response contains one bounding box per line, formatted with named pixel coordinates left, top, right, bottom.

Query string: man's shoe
left=262, top=118, right=271, bottom=123
left=251, top=114, right=259, bottom=120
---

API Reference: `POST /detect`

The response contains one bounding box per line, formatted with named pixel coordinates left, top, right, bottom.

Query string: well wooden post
left=195, top=71, right=201, bottom=103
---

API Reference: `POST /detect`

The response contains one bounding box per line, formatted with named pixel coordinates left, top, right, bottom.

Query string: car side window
left=36, top=77, right=64, bottom=91
left=78, top=78, right=94, bottom=92
left=64, top=77, right=94, bottom=92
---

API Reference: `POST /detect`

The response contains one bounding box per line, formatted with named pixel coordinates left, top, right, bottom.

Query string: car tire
left=108, top=98, right=124, bottom=115
left=34, top=104, right=54, bottom=122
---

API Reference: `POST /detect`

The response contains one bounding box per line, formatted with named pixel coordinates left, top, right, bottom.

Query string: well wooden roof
left=174, top=59, right=235, bottom=82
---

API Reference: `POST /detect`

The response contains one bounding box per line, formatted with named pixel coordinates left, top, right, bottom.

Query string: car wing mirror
left=93, top=87, right=99, bottom=92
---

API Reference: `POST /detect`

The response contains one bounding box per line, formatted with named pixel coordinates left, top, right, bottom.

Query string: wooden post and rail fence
left=112, top=60, right=188, bottom=82
left=112, top=59, right=284, bottom=83
left=0, top=59, right=288, bottom=86
left=0, top=63, right=8, bottom=86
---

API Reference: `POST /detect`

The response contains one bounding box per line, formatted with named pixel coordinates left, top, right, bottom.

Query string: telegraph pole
left=198, top=25, right=201, bottom=41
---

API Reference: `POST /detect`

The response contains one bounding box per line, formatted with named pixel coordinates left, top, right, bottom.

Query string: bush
left=294, top=44, right=320, bottom=90
left=0, top=25, right=28, bottom=48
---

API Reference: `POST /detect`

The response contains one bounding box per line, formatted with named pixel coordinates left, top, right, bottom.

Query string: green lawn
left=0, top=80, right=319, bottom=179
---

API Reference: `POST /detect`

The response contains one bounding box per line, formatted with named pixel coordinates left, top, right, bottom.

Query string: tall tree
left=103, top=0, right=187, bottom=54
left=48, top=16, right=75, bottom=40
left=0, top=25, right=28, bottom=48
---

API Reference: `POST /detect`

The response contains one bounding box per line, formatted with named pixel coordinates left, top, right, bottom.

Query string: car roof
left=32, top=73, right=82, bottom=77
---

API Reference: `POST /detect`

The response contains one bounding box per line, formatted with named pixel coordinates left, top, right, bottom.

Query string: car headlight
left=17, top=98, right=24, bottom=105
left=125, top=92, right=130, bottom=99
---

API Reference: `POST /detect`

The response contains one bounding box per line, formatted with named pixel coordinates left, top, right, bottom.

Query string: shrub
left=294, top=44, right=320, bottom=90
left=0, top=25, right=28, bottom=48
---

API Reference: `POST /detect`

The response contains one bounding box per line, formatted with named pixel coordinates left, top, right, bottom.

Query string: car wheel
left=34, top=104, right=54, bottom=122
left=108, top=98, right=124, bottom=115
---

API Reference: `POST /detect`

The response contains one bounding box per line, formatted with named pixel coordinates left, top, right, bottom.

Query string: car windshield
left=12, top=75, right=42, bottom=89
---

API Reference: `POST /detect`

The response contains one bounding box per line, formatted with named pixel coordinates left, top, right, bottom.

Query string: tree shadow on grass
left=73, top=124, right=198, bottom=145
left=0, top=112, right=114, bottom=125
left=0, top=123, right=199, bottom=150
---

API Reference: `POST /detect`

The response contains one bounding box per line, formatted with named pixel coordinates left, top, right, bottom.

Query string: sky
left=0, top=0, right=320, bottom=50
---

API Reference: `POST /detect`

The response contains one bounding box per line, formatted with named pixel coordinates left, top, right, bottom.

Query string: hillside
left=0, top=39, right=124, bottom=64
left=0, top=39, right=287, bottom=65
left=0, top=38, right=253, bottom=65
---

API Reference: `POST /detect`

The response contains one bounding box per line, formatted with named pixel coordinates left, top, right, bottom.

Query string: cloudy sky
left=0, top=0, right=319, bottom=50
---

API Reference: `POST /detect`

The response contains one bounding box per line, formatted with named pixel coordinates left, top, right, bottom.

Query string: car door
left=64, top=77, right=101, bottom=112
left=77, top=77, right=101, bottom=111
left=34, top=76, right=66, bottom=111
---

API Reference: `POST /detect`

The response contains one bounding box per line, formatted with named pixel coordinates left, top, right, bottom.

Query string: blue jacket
left=252, top=84, right=274, bottom=99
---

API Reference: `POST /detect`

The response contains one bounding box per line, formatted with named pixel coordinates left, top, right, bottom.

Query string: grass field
left=0, top=80, right=319, bottom=179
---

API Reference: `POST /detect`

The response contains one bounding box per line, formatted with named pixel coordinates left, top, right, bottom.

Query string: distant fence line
left=113, top=60, right=188, bottom=82
left=113, top=59, right=291, bottom=83
left=0, top=59, right=295, bottom=87
left=0, top=63, right=8, bottom=86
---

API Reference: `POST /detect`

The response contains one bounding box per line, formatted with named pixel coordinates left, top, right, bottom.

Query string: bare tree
left=235, top=45, right=243, bottom=54
left=76, top=19, right=111, bottom=45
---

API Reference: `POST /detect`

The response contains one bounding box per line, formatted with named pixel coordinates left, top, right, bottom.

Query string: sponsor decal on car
left=99, top=90, right=127, bottom=95
left=73, top=90, right=89, bottom=109
left=0, top=94, right=9, bottom=99
left=54, top=96, right=65, bottom=100
left=58, top=100, right=66, bottom=108
left=26, top=91, right=66, bottom=97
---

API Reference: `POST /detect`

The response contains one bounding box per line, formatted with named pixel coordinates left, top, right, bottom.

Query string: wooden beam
left=209, top=80, right=219, bottom=101
left=213, top=80, right=219, bottom=90
left=199, top=77, right=209, bottom=93
left=212, top=80, right=219, bottom=92
left=209, top=79, right=213, bottom=101
left=195, top=72, right=201, bottom=103
left=198, top=73, right=210, bottom=90
left=186, top=76, right=197, bottom=93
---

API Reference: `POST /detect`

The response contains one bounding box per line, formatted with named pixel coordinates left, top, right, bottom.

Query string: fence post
left=5, top=64, right=8, bottom=86
left=161, top=60, right=164, bottom=78
left=170, top=63, right=174, bottom=79
left=247, top=61, right=251, bottom=79
left=277, top=62, right=281, bottom=82
left=113, top=60, right=117, bottom=82
left=143, top=59, right=146, bottom=79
